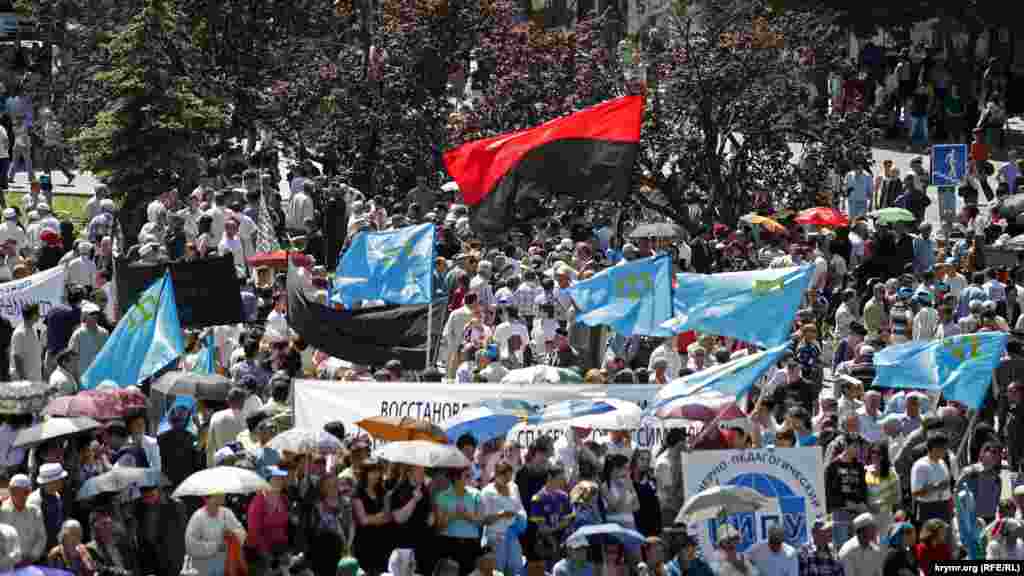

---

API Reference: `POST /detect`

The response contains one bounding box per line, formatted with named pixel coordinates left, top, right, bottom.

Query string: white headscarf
left=386, top=549, right=415, bottom=576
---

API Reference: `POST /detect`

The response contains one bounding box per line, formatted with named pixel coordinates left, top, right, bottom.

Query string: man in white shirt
left=748, top=525, right=798, bottom=576
left=911, top=433, right=953, bottom=527
left=10, top=303, right=41, bottom=381
left=0, top=208, right=25, bottom=254
left=207, top=387, right=247, bottom=467
left=65, top=241, right=97, bottom=290
left=203, top=190, right=228, bottom=245
left=83, top=184, right=108, bottom=223
left=443, top=293, right=478, bottom=380
left=218, top=216, right=246, bottom=277
left=288, top=180, right=316, bottom=230
left=0, top=474, right=46, bottom=564
left=857, top=391, right=883, bottom=443
left=648, top=334, right=683, bottom=379
left=35, top=203, right=59, bottom=239
left=838, top=513, right=883, bottom=576
left=470, top=261, right=496, bottom=312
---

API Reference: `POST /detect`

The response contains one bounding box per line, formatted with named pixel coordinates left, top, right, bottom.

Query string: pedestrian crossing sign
left=931, top=144, right=968, bottom=186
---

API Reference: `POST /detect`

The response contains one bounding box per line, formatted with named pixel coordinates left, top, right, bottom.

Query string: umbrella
left=152, top=371, right=232, bottom=402
left=568, top=523, right=646, bottom=546
left=356, top=416, right=447, bottom=443
left=628, top=222, right=685, bottom=239
left=373, top=440, right=472, bottom=468
left=246, top=250, right=290, bottom=268
left=739, top=213, right=786, bottom=233
left=471, top=399, right=538, bottom=415
left=3, top=567, right=73, bottom=576
left=267, top=428, right=345, bottom=454
left=44, top=389, right=147, bottom=420
left=869, top=207, right=916, bottom=224
left=653, top=390, right=745, bottom=421
left=562, top=398, right=642, bottom=430
left=13, top=417, right=101, bottom=449
left=500, top=366, right=583, bottom=385
left=76, top=466, right=163, bottom=500
left=526, top=399, right=616, bottom=425
left=171, top=466, right=270, bottom=499
left=0, top=380, right=52, bottom=415
left=442, top=407, right=524, bottom=444
left=794, top=207, right=850, bottom=228
left=677, top=485, right=778, bottom=523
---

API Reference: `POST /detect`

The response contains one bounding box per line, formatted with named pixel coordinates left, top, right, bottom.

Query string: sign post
left=931, top=144, right=968, bottom=239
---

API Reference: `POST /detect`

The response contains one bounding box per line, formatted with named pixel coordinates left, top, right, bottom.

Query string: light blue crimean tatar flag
left=565, top=254, right=673, bottom=337
left=649, top=342, right=791, bottom=413
left=81, top=272, right=185, bottom=390
left=873, top=332, right=1008, bottom=410
left=332, top=223, right=435, bottom=306
left=662, top=265, right=814, bottom=347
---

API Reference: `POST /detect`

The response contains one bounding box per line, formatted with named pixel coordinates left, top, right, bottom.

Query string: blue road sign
left=932, top=144, right=968, bottom=186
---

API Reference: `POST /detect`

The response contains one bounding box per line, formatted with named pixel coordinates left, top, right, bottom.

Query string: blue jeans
left=489, top=534, right=523, bottom=576
left=910, top=115, right=929, bottom=147
left=832, top=509, right=852, bottom=547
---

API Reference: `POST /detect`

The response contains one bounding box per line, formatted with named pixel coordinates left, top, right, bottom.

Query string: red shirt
left=913, top=541, right=952, bottom=575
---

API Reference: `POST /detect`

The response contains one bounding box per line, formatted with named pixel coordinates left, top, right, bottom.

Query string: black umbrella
left=152, top=371, right=232, bottom=402
left=628, top=222, right=684, bottom=239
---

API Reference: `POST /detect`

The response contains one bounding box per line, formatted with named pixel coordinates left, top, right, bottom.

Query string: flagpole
left=425, top=299, right=433, bottom=372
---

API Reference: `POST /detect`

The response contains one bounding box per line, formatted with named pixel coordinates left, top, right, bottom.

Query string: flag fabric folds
left=290, top=262, right=446, bottom=367
left=565, top=254, right=673, bottom=337
left=332, top=223, right=435, bottom=306
left=873, top=333, right=1008, bottom=410
left=82, top=272, right=185, bottom=390
left=650, top=343, right=791, bottom=413
left=663, top=265, right=814, bottom=348
left=444, top=96, right=644, bottom=236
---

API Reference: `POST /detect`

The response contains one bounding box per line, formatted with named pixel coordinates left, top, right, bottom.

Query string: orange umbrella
left=739, top=213, right=786, bottom=233
left=794, top=207, right=849, bottom=228
left=356, top=416, right=448, bottom=443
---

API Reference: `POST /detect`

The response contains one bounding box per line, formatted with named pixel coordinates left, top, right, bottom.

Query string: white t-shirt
left=911, top=456, right=951, bottom=502
left=10, top=323, right=41, bottom=381
left=0, top=126, right=9, bottom=159
left=218, top=236, right=245, bottom=273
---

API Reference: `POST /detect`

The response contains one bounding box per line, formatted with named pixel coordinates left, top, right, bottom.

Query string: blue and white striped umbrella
left=526, top=399, right=616, bottom=426
left=442, top=406, right=525, bottom=444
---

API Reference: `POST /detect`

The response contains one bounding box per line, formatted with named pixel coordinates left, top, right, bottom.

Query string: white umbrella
left=500, top=366, right=582, bottom=384
left=77, top=467, right=163, bottom=501
left=13, top=417, right=101, bottom=449
left=172, top=467, right=270, bottom=499
left=558, top=398, right=642, bottom=431
left=373, top=440, right=471, bottom=469
left=268, top=427, right=345, bottom=454
left=676, top=485, right=778, bottom=523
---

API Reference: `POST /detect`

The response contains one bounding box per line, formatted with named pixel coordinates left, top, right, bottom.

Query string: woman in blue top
left=434, top=467, right=483, bottom=576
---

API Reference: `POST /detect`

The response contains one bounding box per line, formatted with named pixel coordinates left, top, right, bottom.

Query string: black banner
left=116, top=255, right=243, bottom=328
left=287, top=263, right=445, bottom=368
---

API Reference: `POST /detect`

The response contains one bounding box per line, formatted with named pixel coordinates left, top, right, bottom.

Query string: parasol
left=356, top=416, right=447, bottom=443
left=794, top=207, right=850, bottom=228
left=739, top=213, right=786, bottom=233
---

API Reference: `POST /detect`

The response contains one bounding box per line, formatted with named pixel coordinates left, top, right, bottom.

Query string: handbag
left=225, top=532, right=248, bottom=576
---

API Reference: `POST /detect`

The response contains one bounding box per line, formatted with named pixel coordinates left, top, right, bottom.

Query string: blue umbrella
left=1, top=567, right=73, bottom=576
left=442, top=406, right=525, bottom=444
left=526, top=399, right=616, bottom=426
left=568, top=523, right=646, bottom=546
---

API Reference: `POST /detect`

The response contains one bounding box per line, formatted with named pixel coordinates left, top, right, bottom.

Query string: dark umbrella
left=152, top=371, right=231, bottom=402
left=628, top=222, right=685, bottom=239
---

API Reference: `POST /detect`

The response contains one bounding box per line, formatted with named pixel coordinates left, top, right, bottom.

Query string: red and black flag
left=444, top=95, right=644, bottom=236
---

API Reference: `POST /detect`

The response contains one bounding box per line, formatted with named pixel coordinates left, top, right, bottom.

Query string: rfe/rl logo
left=125, top=293, right=158, bottom=332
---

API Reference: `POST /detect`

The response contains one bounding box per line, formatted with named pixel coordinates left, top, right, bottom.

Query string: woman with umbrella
left=184, top=489, right=247, bottom=576
left=352, top=458, right=392, bottom=575
left=389, top=463, right=435, bottom=575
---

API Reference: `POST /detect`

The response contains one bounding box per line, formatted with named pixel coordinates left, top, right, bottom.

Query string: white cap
left=853, top=512, right=876, bottom=530
left=1, top=208, right=14, bottom=219
left=9, top=474, right=30, bottom=489
left=36, top=203, right=50, bottom=213
left=81, top=301, right=101, bottom=315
